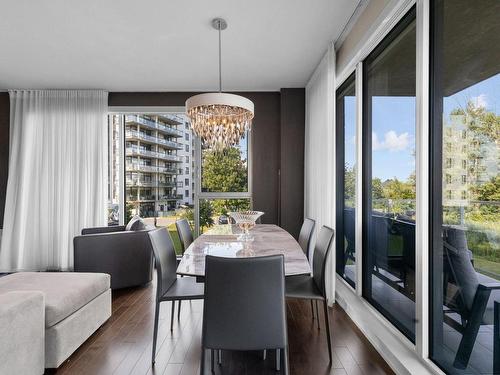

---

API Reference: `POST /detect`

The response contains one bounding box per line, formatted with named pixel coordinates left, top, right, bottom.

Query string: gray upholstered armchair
left=73, top=224, right=154, bottom=289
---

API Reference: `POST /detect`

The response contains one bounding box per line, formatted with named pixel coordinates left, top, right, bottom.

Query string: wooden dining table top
left=176, top=224, right=311, bottom=277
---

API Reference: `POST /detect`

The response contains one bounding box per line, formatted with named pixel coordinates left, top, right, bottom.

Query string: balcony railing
left=126, top=148, right=183, bottom=163
left=126, top=163, right=182, bottom=175
left=126, top=179, right=176, bottom=188
left=125, top=115, right=184, bottom=137
left=125, top=131, right=183, bottom=149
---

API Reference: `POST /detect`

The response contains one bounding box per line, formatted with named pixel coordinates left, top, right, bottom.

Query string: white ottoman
left=0, top=272, right=111, bottom=368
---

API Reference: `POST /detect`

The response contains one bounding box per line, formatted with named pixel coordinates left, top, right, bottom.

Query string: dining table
left=176, top=224, right=311, bottom=277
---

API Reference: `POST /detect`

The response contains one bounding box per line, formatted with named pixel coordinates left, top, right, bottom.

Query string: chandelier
left=186, top=18, right=254, bottom=150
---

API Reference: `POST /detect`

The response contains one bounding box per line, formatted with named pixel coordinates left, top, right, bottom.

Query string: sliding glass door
left=362, top=7, right=416, bottom=342
left=430, top=1, right=500, bottom=373
left=336, top=73, right=357, bottom=287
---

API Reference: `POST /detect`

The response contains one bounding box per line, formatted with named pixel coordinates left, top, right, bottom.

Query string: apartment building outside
left=442, top=113, right=498, bottom=207
left=108, top=113, right=194, bottom=224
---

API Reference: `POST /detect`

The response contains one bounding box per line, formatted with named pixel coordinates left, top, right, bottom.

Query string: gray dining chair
left=285, top=225, right=335, bottom=363
left=201, top=255, right=289, bottom=374
left=148, top=228, right=204, bottom=365
left=296, top=218, right=317, bottom=320
left=298, top=218, right=316, bottom=260
left=176, top=218, right=194, bottom=254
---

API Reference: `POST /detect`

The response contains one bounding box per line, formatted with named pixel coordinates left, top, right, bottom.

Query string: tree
left=178, top=202, right=214, bottom=231
left=199, top=200, right=214, bottom=232
left=371, top=178, right=384, bottom=200
left=383, top=178, right=415, bottom=200
left=344, top=165, right=356, bottom=202
left=472, top=176, right=500, bottom=202
left=125, top=202, right=134, bottom=223
left=202, top=147, right=247, bottom=193
left=202, top=146, right=249, bottom=215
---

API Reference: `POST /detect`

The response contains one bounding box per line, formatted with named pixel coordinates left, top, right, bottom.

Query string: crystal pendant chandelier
left=186, top=18, right=254, bottom=150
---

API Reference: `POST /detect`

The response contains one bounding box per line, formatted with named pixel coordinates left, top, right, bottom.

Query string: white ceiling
left=0, top=0, right=359, bottom=91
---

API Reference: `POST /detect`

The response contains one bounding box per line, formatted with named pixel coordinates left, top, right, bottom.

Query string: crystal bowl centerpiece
left=228, top=211, right=264, bottom=241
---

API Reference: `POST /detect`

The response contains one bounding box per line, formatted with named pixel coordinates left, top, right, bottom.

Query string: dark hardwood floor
left=53, top=278, right=394, bottom=375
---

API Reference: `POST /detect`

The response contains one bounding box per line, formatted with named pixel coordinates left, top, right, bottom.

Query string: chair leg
left=323, top=299, right=332, bottom=363
left=178, top=300, right=182, bottom=320
left=276, top=348, right=280, bottom=371
left=310, top=300, right=315, bottom=320
left=453, top=287, right=491, bottom=369
left=152, top=301, right=160, bottom=365
left=218, top=350, right=222, bottom=365
left=263, top=349, right=267, bottom=360
left=283, top=347, right=290, bottom=375
left=211, top=349, right=214, bottom=373
left=170, top=300, right=175, bottom=331
left=315, top=300, right=320, bottom=329
left=200, top=347, right=205, bottom=375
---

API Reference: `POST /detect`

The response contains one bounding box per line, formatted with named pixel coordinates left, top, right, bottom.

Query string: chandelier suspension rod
left=218, top=21, right=222, bottom=93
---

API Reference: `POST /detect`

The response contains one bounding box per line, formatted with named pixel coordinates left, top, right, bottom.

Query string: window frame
left=335, top=72, right=357, bottom=289
left=361, top=5, right=417, bottom=343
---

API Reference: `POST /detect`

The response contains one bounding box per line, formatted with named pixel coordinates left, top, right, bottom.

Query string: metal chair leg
left=276, top=349, right=280, bottom=371
left=218, top=350, right=222, bottom=365
left=211, top=349, right=214, bottom=373
left=152, top=301, right=160, bottom=364
left=200, top=347, right=205, bottom=375
left=283, top=347, right=290, bottom=375
left=315, top=300, right=320, bottom=329
left=323, top=299, right=332, bottom=363
left=263, top=349, right=267, bottom=360
left=178, top=300, right=182, bottom=320
left=170, top=300, right=175, bottom=331
left=310, top=300, right=315, bottom=320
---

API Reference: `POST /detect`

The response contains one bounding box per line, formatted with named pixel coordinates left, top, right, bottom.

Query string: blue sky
left=344, top=96, right=415, bottom=181
left=344, top=73, right=499, bottom=182
left=443, top=74, right=500, bottom=119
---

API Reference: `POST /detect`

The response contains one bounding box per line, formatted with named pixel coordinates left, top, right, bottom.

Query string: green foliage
left=199, top=200, right=214, bottom=229
left=472, top=176, right=500, bottom=202
left=211, top=199, right=251, bottom=216
left=202, top=147, right=247, bottom=193
left=177, top=202, right=214, bottom=230
left=382, top=178, right=415, bottom=200
left=125, top=202, right=134, bottom=223
left=372, top=178, right=384, bottom=200
left=344, top=165, right=356, bottom=201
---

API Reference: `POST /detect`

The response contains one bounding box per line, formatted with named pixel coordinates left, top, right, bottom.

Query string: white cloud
left=372, top=130, right=410, bottom=152
left=471, top=94, right=488, bottom=108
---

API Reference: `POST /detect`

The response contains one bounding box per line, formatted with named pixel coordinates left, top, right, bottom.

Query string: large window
left=196, top=134, right=251, bottom=234
left=362, top=8, right=416, bottom=342
left=108, top=113, right=192, bottom=254
left=336, top=73, right=357, bottom=287
left=430, top=1, right=500, bottom=373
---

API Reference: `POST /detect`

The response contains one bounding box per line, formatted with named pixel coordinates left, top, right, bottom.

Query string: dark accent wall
left=0, top=93, right=9, bottom=228
left=0, top=91, right=304, bottom=231
left=279, top=88, right=305, bottom=238
left=109, top=92, right=282, bottom=225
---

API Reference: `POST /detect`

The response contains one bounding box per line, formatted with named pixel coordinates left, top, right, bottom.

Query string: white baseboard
left=335, top=277, right=444, bottom=375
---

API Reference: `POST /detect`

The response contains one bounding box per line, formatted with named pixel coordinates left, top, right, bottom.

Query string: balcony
left=125, top=115, right=183, bottom=138
left=126, top=179, right=154, bottom=187
left=158, top=195, right=184, bottom=201
left=125, top=130, right=183, bottom=150
left=126, top=147, right=183, bottom=163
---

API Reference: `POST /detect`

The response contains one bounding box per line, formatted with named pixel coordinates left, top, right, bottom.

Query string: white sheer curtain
left=305, top=44, right=336, bottom=303
left=0, top=90, right=108, bottom=272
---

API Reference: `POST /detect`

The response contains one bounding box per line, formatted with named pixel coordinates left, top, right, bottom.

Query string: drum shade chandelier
left=186, top=18, right=254, bottom=150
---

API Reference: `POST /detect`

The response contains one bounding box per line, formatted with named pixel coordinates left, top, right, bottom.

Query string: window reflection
left=336, top=73, right=357, bottom=287
left=362, top=8, right=416, bottom=342
left=430, top=1, right=500, bottom=374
